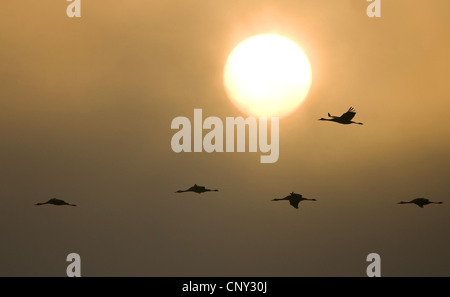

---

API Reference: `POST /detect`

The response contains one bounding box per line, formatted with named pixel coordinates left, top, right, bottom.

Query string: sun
left=224, top=34, right=312, bottom=118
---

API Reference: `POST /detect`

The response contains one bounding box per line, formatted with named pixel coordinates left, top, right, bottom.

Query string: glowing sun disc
left=224, top=34, right=312, bottom=118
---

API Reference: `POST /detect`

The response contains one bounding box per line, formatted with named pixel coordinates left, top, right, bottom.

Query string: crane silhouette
left=398, top=198, right=443, bottom=208
left=35, top=198, right=76, bottom=207
left=319, top=106, right=363, bottom=125
left=272, top=192, right=317, bottom=209
left=175, top=184, right=219, bottom=194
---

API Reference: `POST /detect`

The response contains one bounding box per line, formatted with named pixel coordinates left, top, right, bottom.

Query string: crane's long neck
left=35, top=202, right=48, bottom=206
left=272, top=198, right=289, bottom=201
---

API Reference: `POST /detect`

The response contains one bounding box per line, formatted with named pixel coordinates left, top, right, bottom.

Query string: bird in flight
left=175, top=184, right=219, bottom=194
left=319, top=106, right=363, bottom=125
left=272, top=192, right=317, bottom=209
left=398, top=198, right=443, bottom=208
left=35, top=198, right=77, bottom=207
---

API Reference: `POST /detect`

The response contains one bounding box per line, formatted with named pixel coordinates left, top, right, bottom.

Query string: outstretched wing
left=289, top=199, right=299, bottom=209
left=340, top=107, right=356, bottom=121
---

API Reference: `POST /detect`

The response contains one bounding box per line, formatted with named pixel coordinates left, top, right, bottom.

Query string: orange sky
left=0, top=0, right=449, bottom=276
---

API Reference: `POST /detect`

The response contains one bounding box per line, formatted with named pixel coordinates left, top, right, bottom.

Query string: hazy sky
left=0, top=0, right=449, bottom=276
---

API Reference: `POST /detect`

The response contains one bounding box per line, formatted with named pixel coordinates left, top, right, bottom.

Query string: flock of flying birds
left=34, top=107, right=444, bottom=210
